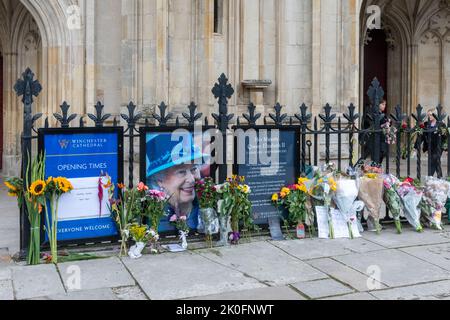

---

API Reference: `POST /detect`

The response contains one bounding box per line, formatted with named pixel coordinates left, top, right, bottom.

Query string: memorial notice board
left=234, top=126, right=300, bottom=225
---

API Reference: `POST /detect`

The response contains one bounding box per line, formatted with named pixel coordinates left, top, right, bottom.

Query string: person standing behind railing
left=415, top=109, right=447, bottom=178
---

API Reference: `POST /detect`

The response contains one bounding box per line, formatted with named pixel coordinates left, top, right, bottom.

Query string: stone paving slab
left=197, top=242, right=328, bottom=286
left=12, top=264, right=65, bottom=300
left=334, top=249, right=450, bottom=287
left=112, top=286, right=148, bottom=300
left=362, top=227, right=449, bottom=249
left=188, top=286, right=305, bottom=300
left=0, top=267, right=11, bottom=281
left=321, top=292, right=378, bottom=300
left=58, top=257, right=135, bottom=292
left=370, top=280, right=450, bottom=300
left=0, top=280, right=14, bottom=300
left=291, top=279, right=354, bottom=299
left=307, top=258, right=387, bottom=292
left=270, top=238, right=385, bottom=261
left=401, top=244, right=450, bottom=271
left=122, top=251, right=266, bottom=300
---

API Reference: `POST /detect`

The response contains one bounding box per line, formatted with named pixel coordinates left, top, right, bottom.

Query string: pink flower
left=137, top=182, right=148, bottom=192
left=170, top=215, right=177, bottom=222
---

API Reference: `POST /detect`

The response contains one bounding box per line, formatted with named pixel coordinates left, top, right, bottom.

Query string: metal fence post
left=13, top=68, right=42, bottom=253
left=367, top=78, right=385, bottom=165
left=212, top=74, right=234, bottom=183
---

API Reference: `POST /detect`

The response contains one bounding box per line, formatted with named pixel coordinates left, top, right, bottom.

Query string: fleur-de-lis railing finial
left=88, top=101, right=111, bottom=127
left=412, top=104, right=427, bottom=127
left=319, top=104, right=336, bottom=124
left=152, top=102, right=173, bottom=126
left=295, top=103, right=312, bottom=125
left=367, top=77, right=385, bottom=111
left=242, top=103, right=261, bottom=126
left=343, top=103, right=359, bottom=125
left=391, top=105, right=407, bottom=125
left=182, top=102, right=203, bottom=126
left=269, top=103, right=287, bottom=126
left=433, top=104, right=447, bottom=124
left=121, top=102, right=143, bottom=127
left=54, top=102, right=77, bottom=128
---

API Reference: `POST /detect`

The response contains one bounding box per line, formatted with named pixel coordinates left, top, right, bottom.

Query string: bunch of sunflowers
left=5, top=154, right=73, bottom=265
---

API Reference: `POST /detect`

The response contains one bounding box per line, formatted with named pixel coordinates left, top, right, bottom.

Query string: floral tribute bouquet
left=109, top=182, right=147, bottom=257
left=396, top=178, right=423, bottom=232
left=170, top=214, right=190, bottom=250
left=358, top=165, right=385, bottom=234
left=333, top=172, right=364, bottom=239
left=419, top=176, right=449, bottom=231
left=381, top=120, right=398, bottom=145
left=5, top=154, right=47, bottom=265
left=195, top=178, right=220, bottom=247
left=272, top=177, right=314, bottom=239
left=382, top=174, right=404, bottom=234
left=216, top=175, right=253, bottom=245
left=310, top=164, right=338, bottom=239
left=128, top=224, right=157, bottom=259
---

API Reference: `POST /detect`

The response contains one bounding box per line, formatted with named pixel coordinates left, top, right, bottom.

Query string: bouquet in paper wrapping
left=358, top=169, right=385, bottom=234
left=396, top=178, right=423, bottom=232
left=333, top=174, right=364, bottom=239
left=382, top=174, right=404, bottom=234
left=419, top=177, right=448, bottom=230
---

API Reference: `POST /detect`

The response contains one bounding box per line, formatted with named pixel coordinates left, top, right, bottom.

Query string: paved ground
left=3, top=179, right=450, bottom=300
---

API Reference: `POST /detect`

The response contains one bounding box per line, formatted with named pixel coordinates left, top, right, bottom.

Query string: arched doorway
left=363, top=29, right=388, bottom=114
left=0, top=52, right=3, bottom=170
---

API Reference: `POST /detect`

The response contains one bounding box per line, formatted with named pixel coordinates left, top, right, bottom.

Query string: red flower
left=420, top=123, right=425, bottom=129
left=402, top=123, right=408, bottom=129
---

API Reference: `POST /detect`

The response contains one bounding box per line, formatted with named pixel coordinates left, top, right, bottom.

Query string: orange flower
left=117, top=183, right=125, bottom=190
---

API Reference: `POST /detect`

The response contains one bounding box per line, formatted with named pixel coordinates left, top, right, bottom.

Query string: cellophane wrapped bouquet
left=358, top=165, right=385, bottom=234
left=333, top=171, right=364, bottom=239
left=419, top=176, right=449, bottom=230
left=310, top=164, right=337, bottom=239
left=396, top=178, right=423, bottom=232
left=382, top=174, right=404, bottom=234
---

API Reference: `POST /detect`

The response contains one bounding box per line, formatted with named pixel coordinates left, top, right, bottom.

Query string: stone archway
left=359, top=0, right=449, bottom=114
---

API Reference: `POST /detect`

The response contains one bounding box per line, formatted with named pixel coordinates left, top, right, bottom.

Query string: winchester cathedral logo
left=58, top=139, right=70, bottom=149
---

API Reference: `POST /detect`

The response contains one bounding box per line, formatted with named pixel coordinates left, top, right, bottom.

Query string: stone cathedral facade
left=0, top=0, right=449, bottom=176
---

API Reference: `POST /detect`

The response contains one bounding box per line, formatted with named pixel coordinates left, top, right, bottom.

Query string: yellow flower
left=272, top=193, right=279, bottom=201
left=4, top=181, right=17, bottom=192
left=330, top=183, right=337, bottom=192
left=55, top=177, right=73, bottom=193
left=298, top=177, right=309, bottom=184
left=29, top=180, right=46, bottom=197
left=8, top=192, right=18, bottom=197
left=366, top=173, right=377, bottom=179
left=281, top=187, right=290, bottom=195
left=296, top=184, right=308, bottom=193
left=318, top=178, right=324, bottom=184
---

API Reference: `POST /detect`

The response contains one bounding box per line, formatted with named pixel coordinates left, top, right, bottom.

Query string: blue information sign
left=39, top=128, right=123, bottom=242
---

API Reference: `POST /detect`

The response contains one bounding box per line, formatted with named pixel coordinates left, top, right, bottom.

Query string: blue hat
left=146, top=133, right=208, bottom=177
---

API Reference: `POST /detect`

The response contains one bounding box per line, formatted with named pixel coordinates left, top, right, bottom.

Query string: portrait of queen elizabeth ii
left=145, top=132, right=210, bottom=233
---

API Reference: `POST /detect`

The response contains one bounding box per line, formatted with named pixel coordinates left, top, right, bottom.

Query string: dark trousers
left=429, top=152, right=443, bottom=178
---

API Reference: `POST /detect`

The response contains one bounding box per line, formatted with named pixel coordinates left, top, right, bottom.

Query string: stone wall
left=0, top=0, right=448, bottom=176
